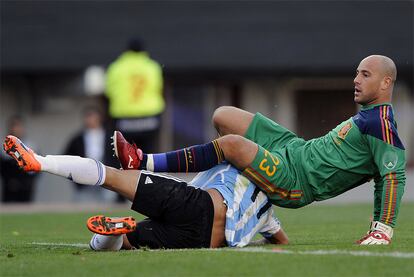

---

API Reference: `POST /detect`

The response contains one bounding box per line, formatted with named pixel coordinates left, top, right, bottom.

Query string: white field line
left=29, top=242, right=414, bottom=259
left=31, top=242, right=89, bottom=248
left=225, top=248, right=414, bottom=259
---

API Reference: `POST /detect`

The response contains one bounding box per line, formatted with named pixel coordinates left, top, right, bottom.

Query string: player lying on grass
left=113, top=55, right=405, bottom=245
left=3, top=136, right=288, bottom=251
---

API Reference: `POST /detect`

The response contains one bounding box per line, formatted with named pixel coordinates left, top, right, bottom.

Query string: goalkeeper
left=114, top=55, right=406, bottom=245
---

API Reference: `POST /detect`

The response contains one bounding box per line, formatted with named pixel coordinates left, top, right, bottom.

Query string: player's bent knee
left=219, top=134, right=246, bottom=158
left=212, top=106, right=231, bottom=129
left=218, top=134, right=258, bottom=169
left=220, top=134, right=242, bottom=147
left=212, top=106, right=254, bottom=136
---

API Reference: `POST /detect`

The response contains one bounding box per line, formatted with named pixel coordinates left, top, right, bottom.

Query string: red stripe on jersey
left=244, top=166, right=302, bottom=200
left=386, top=173, right=395, bottom=224
left=387, top=107, right=395, bottom=146
left=382, top=172, right=398, bottom=225
left=384, top=106, right=388, bottom=142
left=247, top=166, right=279, bottom=192
left=389, top=172, right=398, bottom=224
left=191, top=148, right=196, bottom=171
left=244, top=167, right=275, bottom=194
left=381, top=173, right=391, bottom=223
left=246, top=166, right=291, bottom=199
left=379, top=106, right=386, bottom=142
left=383, top=106, right=391, bottom=144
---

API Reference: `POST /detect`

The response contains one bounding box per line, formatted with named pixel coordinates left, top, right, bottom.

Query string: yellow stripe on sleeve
left=183, top=148, right=189, bottom=173
left=385, top=173, right=395, bottom=224
left=383, top=106, right=391, bottom=144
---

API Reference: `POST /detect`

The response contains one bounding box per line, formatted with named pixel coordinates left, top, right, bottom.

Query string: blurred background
left=0, top=1, right=413, bottom=204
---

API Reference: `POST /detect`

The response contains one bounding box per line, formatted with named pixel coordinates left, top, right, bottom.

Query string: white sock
left=35, top=154, right=106, bottom=186
left=146, top=154, right=154, bottom=171
left=89, top=234, right=123, bottom=251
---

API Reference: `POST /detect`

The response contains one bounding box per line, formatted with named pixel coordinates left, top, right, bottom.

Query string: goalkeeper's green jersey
left=244, top=103, right=405, bottom=227
left=293, top=103, right=405, bottom=227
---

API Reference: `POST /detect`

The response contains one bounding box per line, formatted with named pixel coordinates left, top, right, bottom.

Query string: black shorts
left=126, top=171, right=214, bottom=249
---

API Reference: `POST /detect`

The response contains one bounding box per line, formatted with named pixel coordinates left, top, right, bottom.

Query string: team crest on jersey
left=338, top=122, right=353, bottom=140
left=382, top=151, right=398, bottom=170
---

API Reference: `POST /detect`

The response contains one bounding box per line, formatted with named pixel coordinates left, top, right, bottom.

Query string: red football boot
left=112, top=131, right=143, bottom=170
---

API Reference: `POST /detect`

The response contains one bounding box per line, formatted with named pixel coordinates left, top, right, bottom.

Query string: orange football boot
left=87, top=215, right=136, bottom=236
left=3, top=135, right=41, bottom=172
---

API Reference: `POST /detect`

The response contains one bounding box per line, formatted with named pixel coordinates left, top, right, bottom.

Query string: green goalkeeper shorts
left=243, top=113, right=313, bottom=208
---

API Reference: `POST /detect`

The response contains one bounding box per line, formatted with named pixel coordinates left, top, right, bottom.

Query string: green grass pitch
left=1, top=203, right=413, bottom=276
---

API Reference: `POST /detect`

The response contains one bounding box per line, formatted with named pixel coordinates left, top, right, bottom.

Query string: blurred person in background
left=105, top=37, right=164, bottom=154
left=64, top=106, right=119, bottom=202
left=0, top=116, right=37, bottom=202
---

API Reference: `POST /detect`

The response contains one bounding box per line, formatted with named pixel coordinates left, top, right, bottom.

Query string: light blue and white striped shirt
left=190, top=163, right=281, bottom=247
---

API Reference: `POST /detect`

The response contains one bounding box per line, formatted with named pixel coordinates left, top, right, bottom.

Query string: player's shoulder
left=149, top=59, right=163, bottom=73
left=352, top=104, right=386, bottom=130
left=352, top=104, right=404, bottom=149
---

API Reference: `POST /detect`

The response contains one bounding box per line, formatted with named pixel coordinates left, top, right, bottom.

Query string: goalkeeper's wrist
left=370, top=221, right=393, bottom=239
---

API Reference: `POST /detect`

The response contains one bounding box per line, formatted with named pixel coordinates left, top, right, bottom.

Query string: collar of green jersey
left=361, top=102, right=392, bottom=110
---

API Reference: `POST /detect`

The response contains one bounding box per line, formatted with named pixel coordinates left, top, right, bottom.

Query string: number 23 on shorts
left=259, top=150, right=280, bottom=177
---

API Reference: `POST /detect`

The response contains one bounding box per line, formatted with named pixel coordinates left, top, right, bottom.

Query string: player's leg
left=89, top=233, right=125, bottom=251
left=114, top=130, right=225, bottom=172
left=114, top=130, right=257, bottom=172
left=3, top=135, right=139, bottom=201
left=88, top=172, right=216, bottom=251
left=2, top=135, right=142, bottom=251
left=103, top=167, right=139, bottom=201
left=125, top=171, right=216, bottom=249
left=212, top=106, right=254, bottom=136
left=114, top=109, right=298, bottom=173
left=88, top=232, right=135, bottom=251
left=89, top=171, right=219, bottom=250
left=88, top=216, right=136, bottom=251
left=216, top=135, right=258, bottom=169
left=212, top=106, right=299, bottom=149
left=87, top=172, right=204, bottom=251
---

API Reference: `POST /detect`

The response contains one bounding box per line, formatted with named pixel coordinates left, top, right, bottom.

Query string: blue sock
left=141, top=140, right=224, bottom=172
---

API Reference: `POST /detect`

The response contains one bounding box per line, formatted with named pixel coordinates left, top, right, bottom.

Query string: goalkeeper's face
left=353, top=58, right=386, bottom=105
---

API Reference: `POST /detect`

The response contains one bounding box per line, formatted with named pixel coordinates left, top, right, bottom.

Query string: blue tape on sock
left=153, top=153, right=168, bottom=171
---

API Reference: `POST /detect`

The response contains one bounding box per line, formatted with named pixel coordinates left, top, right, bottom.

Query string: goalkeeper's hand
left=357, top=221, right=393, bottom=245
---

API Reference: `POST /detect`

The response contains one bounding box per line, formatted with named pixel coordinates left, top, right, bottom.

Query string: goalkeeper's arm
left=361, top=131, right=406, bottom=245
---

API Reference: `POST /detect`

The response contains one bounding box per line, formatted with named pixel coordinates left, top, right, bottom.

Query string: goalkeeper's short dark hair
left=127, top=37, right=145, bottom=52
